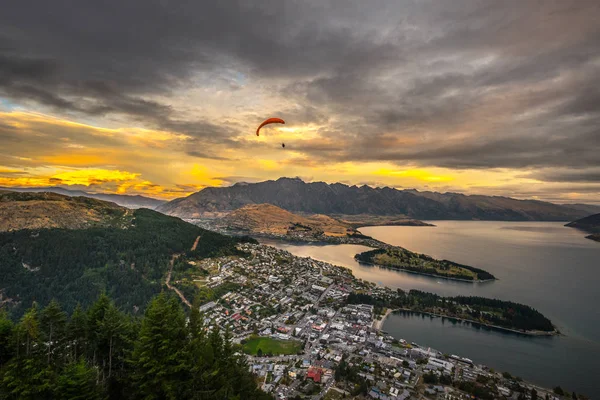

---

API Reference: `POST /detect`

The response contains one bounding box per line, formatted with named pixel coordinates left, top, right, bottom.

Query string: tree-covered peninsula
left=355, top=247, right=496, bottom=282
left=348, top=289, right=556, bottom=334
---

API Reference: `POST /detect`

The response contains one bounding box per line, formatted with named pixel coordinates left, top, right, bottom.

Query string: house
left=307, top=367, right=323, bottom=383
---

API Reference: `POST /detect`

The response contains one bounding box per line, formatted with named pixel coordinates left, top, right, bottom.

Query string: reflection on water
left=383, top=311, right=600, bottom=395
left=263, top=221, right=600, bottom=394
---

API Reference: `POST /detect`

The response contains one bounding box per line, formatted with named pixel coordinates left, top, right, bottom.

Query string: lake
left=263, top=221, right=600, bottom=395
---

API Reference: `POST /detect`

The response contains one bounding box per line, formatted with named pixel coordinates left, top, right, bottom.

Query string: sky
left=1, top=0, right=599, bottom=203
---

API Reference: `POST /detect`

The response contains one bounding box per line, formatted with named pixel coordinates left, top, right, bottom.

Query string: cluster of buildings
left=190, top=243, right=566, bottom=400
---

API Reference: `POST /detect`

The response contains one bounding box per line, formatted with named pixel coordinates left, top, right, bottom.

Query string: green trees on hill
left=355, top=247, right=496, bottom=281
left=408, top=291, right=555, bottom=332
left=0, top=209, right=254, bottom=318
left=0, top=292, right=269, bottom=399
left=347, top=289, right=554, bottom=332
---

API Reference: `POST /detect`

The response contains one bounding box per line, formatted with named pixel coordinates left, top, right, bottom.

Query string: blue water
left=264, top=221, right=600, bottom=395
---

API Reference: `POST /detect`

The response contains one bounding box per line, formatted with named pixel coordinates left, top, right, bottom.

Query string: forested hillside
left=0, top=208, right=252, bottom=318
left=0, top=292, right=270, bottom=399
left=355, top=248, right=496, bottom=281
left=347, top=290, right=554, bottom=333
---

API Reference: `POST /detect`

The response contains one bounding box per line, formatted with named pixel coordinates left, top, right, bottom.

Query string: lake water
left=263, top=221, right=600, bottom=395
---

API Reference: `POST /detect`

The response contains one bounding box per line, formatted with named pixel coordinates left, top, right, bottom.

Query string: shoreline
left=257, top=235, right=496, bottom=283
left=355, top=259, right=496, bottom=283
left=257, top=236, right=557, bottom=338
left=391, top=308, right=559, bottom=337
left=373, top=308, right=395, bottom=330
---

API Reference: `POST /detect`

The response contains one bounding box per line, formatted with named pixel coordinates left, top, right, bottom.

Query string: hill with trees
left=0, top=207, right=252, bottom=318
left=0, top=292, right=270, bottom=399
left=566, top=213, right=600, bottom=242
left=355, top=248, right=496, bottom=281
left=347, top=290, right=555, bottom=333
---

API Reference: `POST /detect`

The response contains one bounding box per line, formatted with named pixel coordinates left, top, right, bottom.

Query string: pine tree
left=189, top=296, right=204, bottom=341
left=0, top=292, right=271, bottom=400
left=1, top=356, right=56, bottom=399
left=87, top=293, right=111, bottom=366
left=67, top=303, right=88, bottom=361
left=130, top=293, right=187, bottom=399
left=0, top=310, right=14, bottom=366
left=16, top=303, right=41, bottom=357
left=98, top=303, right=126, bottom=380
left=40, top=299, right=67, bottom=365
left=55, top=360, right=103, bottom=400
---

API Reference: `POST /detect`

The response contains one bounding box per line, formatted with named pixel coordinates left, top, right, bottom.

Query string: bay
left=263, top=221, right=600, bottom=395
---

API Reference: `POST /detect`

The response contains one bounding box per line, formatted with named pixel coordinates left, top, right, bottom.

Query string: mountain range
left=0, top=186, right=166, bottom=209
left=157, top=177, right=599, bottom=221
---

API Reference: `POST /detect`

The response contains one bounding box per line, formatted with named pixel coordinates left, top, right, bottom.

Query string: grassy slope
left=0, top=190, right=131, bottom=231
left=220, top=203, right=355, bottom=237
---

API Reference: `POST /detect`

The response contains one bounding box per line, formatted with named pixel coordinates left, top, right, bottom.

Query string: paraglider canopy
left=256, top=117, right=285, bottom=136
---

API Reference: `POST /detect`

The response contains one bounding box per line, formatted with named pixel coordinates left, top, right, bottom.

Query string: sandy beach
left=373, top=308, right=395, bottom=330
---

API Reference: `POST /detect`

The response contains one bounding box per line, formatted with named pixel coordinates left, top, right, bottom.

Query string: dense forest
left=355, top=248, right=496, bottom=281
left=347, top=289, right=554, bottom=332
left=0, top=209, right=254, bottom=318
left=0, top=292, right=270, bottom=399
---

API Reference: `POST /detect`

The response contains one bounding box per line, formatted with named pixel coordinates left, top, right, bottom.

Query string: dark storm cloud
left=186, top=151, right=230, bottom=161
left=523, top=168, right=600, bottom=183
left=1, top=0, right=599, bottom=176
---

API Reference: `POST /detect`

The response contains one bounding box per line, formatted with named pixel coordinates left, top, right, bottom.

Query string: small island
left=355, top=247, right=496, bottom=282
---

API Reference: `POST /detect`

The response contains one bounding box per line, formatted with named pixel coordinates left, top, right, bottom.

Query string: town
left=182, top=243, right=565, bottom=400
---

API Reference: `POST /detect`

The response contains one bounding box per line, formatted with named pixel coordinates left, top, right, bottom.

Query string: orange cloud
left=374, top=168, right=455, bottom=182
left=51, top=169, right=140, bottom=186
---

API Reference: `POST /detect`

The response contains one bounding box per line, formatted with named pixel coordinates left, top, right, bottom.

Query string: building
left=307, top=367, right=323, bottom=383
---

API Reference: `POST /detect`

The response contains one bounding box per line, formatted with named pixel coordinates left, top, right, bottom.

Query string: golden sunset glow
left=374, top=168, right=455, bottom=183
left=0, top=105, right=595, bottom=202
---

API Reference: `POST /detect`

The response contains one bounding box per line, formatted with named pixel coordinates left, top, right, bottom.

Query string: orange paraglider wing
left=256, top=117, right=285, bottom=136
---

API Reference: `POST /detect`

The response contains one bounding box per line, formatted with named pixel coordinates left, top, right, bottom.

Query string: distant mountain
left=0, top=191, right=131, bottom=231
left=0, top=186, right=166, bottom=209
left=566, top=213, right=600, bottom=242
left=157, top=177, right=595, bottom=221
left=563, top=203, right=600, bottom=215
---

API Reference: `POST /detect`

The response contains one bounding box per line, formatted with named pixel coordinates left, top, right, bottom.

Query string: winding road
left=164, top=235, right=201, bottom=308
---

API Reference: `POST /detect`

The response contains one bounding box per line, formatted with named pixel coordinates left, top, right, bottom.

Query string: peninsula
left=355, top=248, right=496, bottom=282
left=566, top=213, right=600, bottom=242
left=188, top=203, right=497, bottom=283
